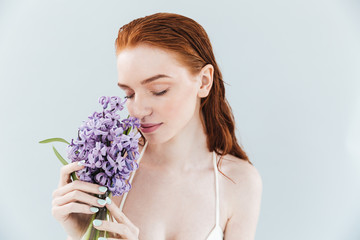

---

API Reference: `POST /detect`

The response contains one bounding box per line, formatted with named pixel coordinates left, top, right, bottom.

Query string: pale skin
left=51, top=43, right=263, bottom=240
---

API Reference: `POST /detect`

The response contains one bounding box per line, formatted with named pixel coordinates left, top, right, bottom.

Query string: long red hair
left=114, top=12, right=252, bottom=181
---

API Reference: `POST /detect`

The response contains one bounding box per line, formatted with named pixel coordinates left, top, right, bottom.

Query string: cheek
left=161, top=87, right=198, bottom=121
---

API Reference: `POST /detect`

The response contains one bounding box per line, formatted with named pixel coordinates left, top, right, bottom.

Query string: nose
left=127, top=95, right=152, bottom=120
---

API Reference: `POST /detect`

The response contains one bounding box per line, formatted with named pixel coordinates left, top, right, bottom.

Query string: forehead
left=116, top=44, right=191, bottom=86
left=117, top=44, right=183, bottom=73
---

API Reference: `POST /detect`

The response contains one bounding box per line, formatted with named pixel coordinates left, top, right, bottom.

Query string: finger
left=105, top=197, right=138, bottom=232
left=98, top=238, right=129, bottom=240
left=52, top=189, right=109, bottom=209
left=98, top=238, right=130, bottom=240
left=92, top=220, right=133, bottom=239
left=53, top=180, right=108, bottom=198
left=58, top=161, right=85, bottom=187
left=51, top=202, right=95, bottom=221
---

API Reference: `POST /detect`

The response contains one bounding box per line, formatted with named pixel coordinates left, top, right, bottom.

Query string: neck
left=143, top=112, right=213, bottom=174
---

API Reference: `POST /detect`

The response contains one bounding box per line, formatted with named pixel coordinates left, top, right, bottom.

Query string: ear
left=197, top=64, right=214, bottom=98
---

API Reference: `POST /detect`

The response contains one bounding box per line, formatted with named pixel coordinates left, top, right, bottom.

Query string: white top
left=119, top=141, right=224, bottom=240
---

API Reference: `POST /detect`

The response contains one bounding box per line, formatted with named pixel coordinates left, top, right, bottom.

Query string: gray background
left=1, top=0, right=359, bottom=239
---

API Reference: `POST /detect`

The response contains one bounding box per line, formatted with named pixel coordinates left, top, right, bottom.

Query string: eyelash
left=124, top=89, right=168, bottom=99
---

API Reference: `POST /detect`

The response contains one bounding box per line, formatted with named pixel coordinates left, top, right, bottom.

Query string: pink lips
left=139, top=123, right=162, bottom=133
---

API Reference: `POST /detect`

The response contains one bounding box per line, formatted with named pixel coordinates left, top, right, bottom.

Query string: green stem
left=81, top=214, right=96, bottom=240
left=39, top=137, right=70, bottom=145
left=86, top=191, right=110, bottom=239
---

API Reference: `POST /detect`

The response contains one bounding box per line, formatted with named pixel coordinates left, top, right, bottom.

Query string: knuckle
left=67, top=202, right=76, bottom=212
left=51, top=207, right=57, bottom=218
left=73, top=180, right=80, bottom=188
left=123, top=227, right=131, bottom=235
left=69, top=180, right=78, bottom=190
left=51, top=198, right=57, bottom=206
left=70, top=190, right=80, bottom=199
left=60, top=165, right=67, bottom=175
left=52, top=189, right=58, bottom=198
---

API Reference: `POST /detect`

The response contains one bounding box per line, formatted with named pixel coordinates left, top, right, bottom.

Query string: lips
left=140, top=123, right=161, bottom=128
left=139, top=123, right=163, bottom=133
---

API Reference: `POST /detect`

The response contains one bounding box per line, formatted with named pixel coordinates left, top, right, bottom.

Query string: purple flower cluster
left=67, top=96, right=141, bottom=196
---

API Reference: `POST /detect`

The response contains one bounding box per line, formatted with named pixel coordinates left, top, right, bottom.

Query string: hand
left=91, top=197, right=140, bottom=240
left=51, top=162, right=110, bottom=239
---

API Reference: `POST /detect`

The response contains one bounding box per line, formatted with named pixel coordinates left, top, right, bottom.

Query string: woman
left=52, top=12, right=262, bottom=240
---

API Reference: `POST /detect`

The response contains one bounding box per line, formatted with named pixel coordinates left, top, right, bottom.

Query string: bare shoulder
left=219, top=154, right=263, bottom=239
left=219, top=153, right=262, bottom=189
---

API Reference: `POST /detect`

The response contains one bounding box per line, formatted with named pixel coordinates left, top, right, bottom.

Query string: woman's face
left=116, top=44, right=203, bottom=144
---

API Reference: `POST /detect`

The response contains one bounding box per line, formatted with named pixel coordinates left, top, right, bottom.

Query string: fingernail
left=77, top=160, right=85, bottom=166
left=93, top=219, right=102, bottom=227
left=98, top=186, right=107, bottom=193
left=90, top=207, right=99, bottom=213
left=98, top=237, right=107, bottom=240
left=97, top=199, right=106, bottom=205
left=106, top=197, right=112, bottom=205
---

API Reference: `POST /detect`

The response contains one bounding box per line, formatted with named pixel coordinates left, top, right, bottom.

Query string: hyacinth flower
left=39, top=96, right=141, bottom=240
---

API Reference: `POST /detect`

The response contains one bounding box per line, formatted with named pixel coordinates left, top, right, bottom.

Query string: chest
left=113, top=165, right=228, bottom=240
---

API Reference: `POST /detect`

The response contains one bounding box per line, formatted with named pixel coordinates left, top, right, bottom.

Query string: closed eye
left=153, top=89, right=168, bottom=96
left=124, top=89, right=168, bottom=99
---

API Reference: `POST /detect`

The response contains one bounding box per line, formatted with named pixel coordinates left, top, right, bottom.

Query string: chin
left=143, top=135, right=170, bottom=145
left=142, top=129, right=177, bottom=146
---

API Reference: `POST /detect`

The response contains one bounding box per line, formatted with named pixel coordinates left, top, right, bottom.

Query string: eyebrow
left=117, top=74, right=172, bottom=89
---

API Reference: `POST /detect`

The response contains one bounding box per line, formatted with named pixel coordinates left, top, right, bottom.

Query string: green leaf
left=52, top=146, right=69, bottom=166
left=39, top=138, right=70, bottom=145
left=52, top=146, right=78, bottom=181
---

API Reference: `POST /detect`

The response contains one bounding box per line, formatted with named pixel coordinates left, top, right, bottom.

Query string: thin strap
left=119, top=141, right=149, bottom=212
left=212, top=151, right=220, bottom=225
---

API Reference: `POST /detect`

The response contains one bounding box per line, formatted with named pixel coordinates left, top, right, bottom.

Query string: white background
left=0, top=0, right=359, bottom=239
